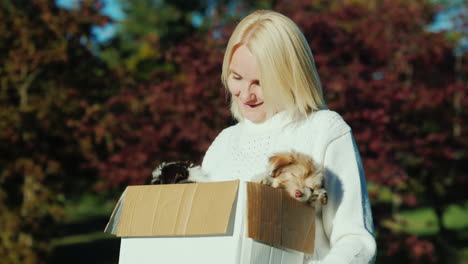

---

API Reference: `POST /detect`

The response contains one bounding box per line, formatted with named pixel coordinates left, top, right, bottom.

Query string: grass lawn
left=381, top=201, right=468, bottom=264
left=50, top=191, right=121, bottom=264
left=398, top=202, right=468, bottom=236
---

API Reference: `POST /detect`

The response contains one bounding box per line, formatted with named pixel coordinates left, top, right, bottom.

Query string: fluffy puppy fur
left=258, top=151, right=327, bottom=206
left=151, top=161, right=210, bottom=184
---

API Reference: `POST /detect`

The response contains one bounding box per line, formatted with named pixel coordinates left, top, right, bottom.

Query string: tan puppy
left=258, top=151, right=327, bottom=206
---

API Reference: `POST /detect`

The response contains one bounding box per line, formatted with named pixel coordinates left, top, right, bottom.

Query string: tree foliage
left=99, top=0, right=211, bottom=81
left=78, top=32, right=232, bottom=188
left=0, top=0, right=115, bottom=262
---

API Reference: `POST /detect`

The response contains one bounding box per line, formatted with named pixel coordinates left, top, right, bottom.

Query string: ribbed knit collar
left=241, top=111, right=293, bottom=134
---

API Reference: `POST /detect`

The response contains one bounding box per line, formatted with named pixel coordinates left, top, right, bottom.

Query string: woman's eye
left=233, top=74, right=241, bottom=80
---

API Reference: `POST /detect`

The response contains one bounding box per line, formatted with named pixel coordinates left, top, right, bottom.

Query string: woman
left=202, top=10, right=376, bottom=264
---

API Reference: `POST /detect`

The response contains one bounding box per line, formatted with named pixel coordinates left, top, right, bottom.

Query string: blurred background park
left=0, top=0, right=467, bottom=263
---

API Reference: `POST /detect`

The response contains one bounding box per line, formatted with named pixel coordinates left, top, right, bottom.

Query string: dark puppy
left=150, top=161, right=210, bottom=184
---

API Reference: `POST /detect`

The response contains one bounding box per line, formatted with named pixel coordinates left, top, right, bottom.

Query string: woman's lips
left=244, top=102, right=263, bottom=108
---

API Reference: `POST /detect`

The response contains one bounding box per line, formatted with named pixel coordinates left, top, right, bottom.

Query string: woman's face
left=227, top=44, right=266, bottom=122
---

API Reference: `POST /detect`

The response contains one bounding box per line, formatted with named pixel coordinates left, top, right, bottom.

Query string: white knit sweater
left=202, top=110, right=376, bottom=264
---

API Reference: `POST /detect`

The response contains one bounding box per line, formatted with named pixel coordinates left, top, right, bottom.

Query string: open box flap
left=104, top=180, right=240, bottom=237
left=246, top=182, right=315, bottom=254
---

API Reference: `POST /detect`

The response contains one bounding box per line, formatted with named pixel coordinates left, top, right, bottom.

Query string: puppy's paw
left=187, top=166, right=211, bottom=183
left=314, top=189, right=327, bottom=205
left=321, top=193, right=328, bottom=205
left=253, top=173, right=272, bottom=185
left=259, top=177, right=273, bottom=186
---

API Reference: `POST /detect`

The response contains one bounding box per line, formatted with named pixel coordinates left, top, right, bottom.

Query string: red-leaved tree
left=0, top=0, right=114, bottom=262
left=77, top=32, right=232, bottom=187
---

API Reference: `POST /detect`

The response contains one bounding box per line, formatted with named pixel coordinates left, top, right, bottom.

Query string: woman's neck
left=242, top=111, right=293, bottom=134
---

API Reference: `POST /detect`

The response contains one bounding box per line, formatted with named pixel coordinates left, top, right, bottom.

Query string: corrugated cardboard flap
left=246, top=182, right=315, bottom=254
left=105, top=180, right=239, bottom=237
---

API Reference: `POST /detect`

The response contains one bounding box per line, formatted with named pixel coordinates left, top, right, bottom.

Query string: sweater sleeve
left=320, top=132, right=376, bottom=264
left=201, top=127, right=231, bottom=178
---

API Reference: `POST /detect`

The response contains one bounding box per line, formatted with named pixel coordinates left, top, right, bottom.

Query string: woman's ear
left=268, top=152, right=294, bottom=178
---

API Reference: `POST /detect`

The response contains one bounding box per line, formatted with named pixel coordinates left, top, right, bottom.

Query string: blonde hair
left=221, top=10, right=326, bottom=121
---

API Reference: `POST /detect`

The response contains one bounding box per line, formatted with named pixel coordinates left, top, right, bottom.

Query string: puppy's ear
left=268, top=153, right=294, bottom=178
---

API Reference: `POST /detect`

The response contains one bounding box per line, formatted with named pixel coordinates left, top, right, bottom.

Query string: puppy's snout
left=295, top=190, right=303, bottom=198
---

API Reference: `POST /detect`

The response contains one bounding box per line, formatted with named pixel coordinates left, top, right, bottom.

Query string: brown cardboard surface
left=246, top=182, right=315, bottom=254
left=105, top=180, right=315, bottom=255
left=114, top=180, right=239, bottom=237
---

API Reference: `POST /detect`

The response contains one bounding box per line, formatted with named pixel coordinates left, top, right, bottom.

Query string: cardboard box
left=105, top=180, right=315, bottom=264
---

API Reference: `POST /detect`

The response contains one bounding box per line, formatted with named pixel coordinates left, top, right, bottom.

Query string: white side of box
left=118, top=182, right=304, bottom=264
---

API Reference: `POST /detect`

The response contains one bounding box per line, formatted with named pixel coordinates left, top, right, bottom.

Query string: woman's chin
left=238, top=101, right=267, bottom=122
left=243, top=112, right=267, bottom=123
